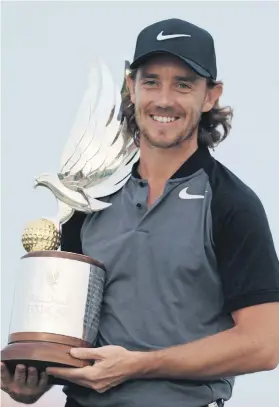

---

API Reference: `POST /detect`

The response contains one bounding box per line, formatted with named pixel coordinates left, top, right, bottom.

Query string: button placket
left=135, top=180, right=148, bottom=211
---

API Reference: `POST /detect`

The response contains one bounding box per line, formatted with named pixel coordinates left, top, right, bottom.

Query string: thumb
left=70, top=347, right=103, bottom=360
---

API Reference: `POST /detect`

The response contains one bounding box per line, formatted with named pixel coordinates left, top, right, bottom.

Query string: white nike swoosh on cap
left=157, top=31, right=191, bottom=41
left=179, top=187, right=205, bottom=200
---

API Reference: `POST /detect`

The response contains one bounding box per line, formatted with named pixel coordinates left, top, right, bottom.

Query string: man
left=2, top=18, right=279, bottom=407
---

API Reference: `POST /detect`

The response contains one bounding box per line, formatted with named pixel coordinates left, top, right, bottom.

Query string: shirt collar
left=131, top=145, right=214, bottom=180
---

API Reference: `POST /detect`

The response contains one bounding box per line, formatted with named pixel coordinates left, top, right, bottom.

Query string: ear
left=126, top=75, right=136, bottom=104
left=202, top=83, right=223, bottom=113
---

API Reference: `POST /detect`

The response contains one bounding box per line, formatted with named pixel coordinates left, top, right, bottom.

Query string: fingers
left=70, top=347, right=102, bottom=360
left=14, top=365, right=26, bottom=388
left=26, top=367, right=39, bottom=388
left=91, top=380, right=121, bottom=393
left=94, top=384, right=111, bottom=393
left=63, top=378, right=92, bottom=389
left=38, top=371, right=49, bottom=389
left=1, top=363, right=12, bottom=386
left=46, top=366, right=91, bottom=381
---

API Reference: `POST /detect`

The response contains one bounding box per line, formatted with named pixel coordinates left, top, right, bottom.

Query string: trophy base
left=1, top=251, right=106, bottom=386
left=1, top=334, right=92, bottom=386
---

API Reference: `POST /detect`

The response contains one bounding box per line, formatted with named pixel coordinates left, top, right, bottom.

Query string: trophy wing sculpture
left=34, top=58, right=139, bottom=227
left=1, top=59, right=138, bottom=383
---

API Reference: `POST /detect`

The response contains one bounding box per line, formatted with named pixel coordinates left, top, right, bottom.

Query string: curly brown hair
left=121, top=68, right=233, bottom=149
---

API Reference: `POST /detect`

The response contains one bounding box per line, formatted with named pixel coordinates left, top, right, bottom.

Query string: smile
left=150, top=115, right=180, bottom=123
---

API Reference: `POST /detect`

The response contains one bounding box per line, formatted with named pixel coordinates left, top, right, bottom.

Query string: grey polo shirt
left=61, top=146, right=279, bottom=407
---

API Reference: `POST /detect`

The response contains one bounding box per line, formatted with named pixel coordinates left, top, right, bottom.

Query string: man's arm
left=135, top=191, right=279, bottom=380
left=46, top=303, right=279, bottom=393
left=134, top=302, right=279, bottom=380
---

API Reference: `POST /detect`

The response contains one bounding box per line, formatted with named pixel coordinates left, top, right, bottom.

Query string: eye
left=143, top=80, right=157, bottom=87
left=177, top=82, right=191, bottom=90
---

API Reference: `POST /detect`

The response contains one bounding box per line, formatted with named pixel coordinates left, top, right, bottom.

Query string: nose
left=156, top=86, right=175, bottom=109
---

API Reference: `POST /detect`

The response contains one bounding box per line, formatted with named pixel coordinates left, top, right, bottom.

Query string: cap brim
left=130, top=50, right=212, bottom=78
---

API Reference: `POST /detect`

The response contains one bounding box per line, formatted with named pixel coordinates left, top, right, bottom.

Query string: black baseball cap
left=130, top=18, right=217, bottom=80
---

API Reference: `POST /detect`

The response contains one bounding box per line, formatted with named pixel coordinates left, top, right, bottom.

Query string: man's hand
left=1, top=363, right=51, bottom=404
left=46, top=304, right=279, bottom=392
left=46, top=345, right=140, bottom=393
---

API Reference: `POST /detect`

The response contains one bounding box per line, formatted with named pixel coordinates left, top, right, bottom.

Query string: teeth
left=152, top=115, right=177, bottom=123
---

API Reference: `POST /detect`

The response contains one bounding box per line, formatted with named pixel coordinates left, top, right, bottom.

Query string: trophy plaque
left=1, top=58, right=139, bottom=384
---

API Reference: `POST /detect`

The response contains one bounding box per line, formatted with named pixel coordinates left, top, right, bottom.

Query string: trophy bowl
left=1, top=219, right=106, bottom=385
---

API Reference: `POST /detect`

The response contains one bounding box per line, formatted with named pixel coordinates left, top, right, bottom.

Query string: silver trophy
left=1, top=58, right=139, bottom=383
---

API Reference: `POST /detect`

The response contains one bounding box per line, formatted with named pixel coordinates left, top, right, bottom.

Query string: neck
left=138, top=137, right=199, bottom=183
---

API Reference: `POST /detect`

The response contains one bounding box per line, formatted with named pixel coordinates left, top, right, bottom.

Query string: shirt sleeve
left=60, top=211, right=86, bottom=254
left=214, top=191, right=279, bottom=314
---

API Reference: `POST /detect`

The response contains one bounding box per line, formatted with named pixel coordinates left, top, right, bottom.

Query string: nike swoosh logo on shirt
left=157, top=31, right=191, bottom=41
left=179, top=187, right=205, bottom=200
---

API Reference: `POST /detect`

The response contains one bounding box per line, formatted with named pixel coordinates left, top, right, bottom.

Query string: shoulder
left=207, top=158, right=268, bottom=236
left=205, top=157, right=279, bottom=313
left=207, top=156, right=275, bottom=256
left=209, top=158, right=263, bottom=211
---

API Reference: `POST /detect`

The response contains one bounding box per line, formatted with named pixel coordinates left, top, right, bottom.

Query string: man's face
left=127, top=55, right=219, bottom=149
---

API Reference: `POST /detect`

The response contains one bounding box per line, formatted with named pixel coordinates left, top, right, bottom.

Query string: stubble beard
left=137, top=110, right=202, bottom=150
